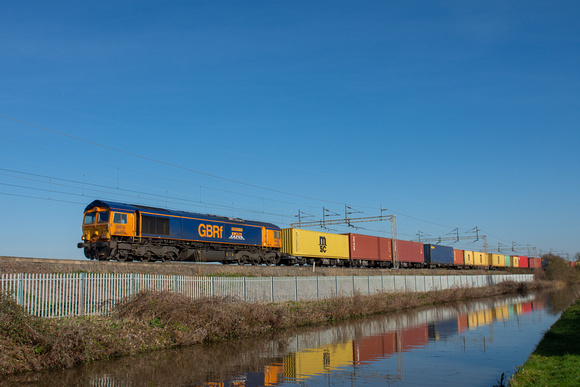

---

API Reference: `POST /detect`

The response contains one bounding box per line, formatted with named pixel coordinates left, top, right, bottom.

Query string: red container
left=400, top=324, right=428, bottom=351
left=521, top=302, right=533, bottom=314
left=453, top=249, right=464, bottom=266
left=518, top=256, right=529, bottom=268
left=529, top=257, right=541, bottom=268
left=532, top=300, right=546, bottom=310
left=346, top=233, right=392, bottom=262
left=395, top=239, right=424, bottom=264
left=457, top=314, right=469, bottom=333
left=353, top=332, right=397, bottom=365
left=570, top=261, right=576, bottom=268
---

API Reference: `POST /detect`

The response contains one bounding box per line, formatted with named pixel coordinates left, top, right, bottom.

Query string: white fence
left=0, top=273, right=533, bottom=318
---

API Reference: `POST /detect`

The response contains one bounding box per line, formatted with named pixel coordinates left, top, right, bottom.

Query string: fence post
left=211, top=277, right=215, bottom=297
left=295, top=276, right=298, bottom=301
left=131, top=273, right=135, bottom=296
left=174, top=275, right=178, bottom=293
left=316, top=276, right=319, bottom=300
left=18, top=273, right=24, bottom=306
left=243, top=277, right=247, bottom=301
left=271, top=277, right=274, bottom=302
left=368, top=276, right=370, bottom=295
left=79, top=273, right=86, bottom=316
left=335, top=275, right=338, bottom=297
left=352, top=275, right=355, bottom=296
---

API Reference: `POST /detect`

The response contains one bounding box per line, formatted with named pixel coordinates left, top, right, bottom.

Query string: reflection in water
left=3, top=286, right=580, bottom=386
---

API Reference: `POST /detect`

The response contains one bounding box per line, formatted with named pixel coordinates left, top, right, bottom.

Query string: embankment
left=0, top=280, right=553, bottom=376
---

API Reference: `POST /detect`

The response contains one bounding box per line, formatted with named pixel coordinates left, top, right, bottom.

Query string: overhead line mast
left=413, top=226, right=488, bottom=254
left=290, top=205, right=399, bottom=268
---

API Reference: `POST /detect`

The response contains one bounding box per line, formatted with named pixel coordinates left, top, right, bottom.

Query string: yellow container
left=467, top=312, right=478, bottom=329
left=512, top=256, right=520, bottom=267
left=284, top=341, right=353, bottom=379
left=493, top=305, right=509, bottom=321
left=490, top=254, right=505, bottom=267
left=463, top=250, right=474, bottom=266
left=281, top=228, right=349, bottom=260
left=473, top=251, right=489, bottom=266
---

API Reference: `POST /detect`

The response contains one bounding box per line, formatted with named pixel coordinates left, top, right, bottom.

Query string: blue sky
left=1, top=1, right=579, bottom=260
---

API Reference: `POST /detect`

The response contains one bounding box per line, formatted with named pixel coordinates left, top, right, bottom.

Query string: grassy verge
left=509, top=298, right=580, bottom=386
left=1, top=280, right=551, bottom=376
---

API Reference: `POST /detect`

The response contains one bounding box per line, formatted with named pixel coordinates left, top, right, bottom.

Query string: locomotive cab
left=78, top=200, right=137, bottom=260
left=81, top=208, right=112, bottom=243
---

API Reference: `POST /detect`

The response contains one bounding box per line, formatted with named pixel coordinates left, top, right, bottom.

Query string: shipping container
left=529, top=257, right=542, bottom=268
left=283, top=341, right=353, bottom=379
left=400, top=324, right=429, bottom=350
left=396, top=239, right=424, bottom=265
left=490, top=254, right=505, bottom=268
left=353, top=333, right=397, bottom=365
left=345, top=233, right=392, bottom=262
left=428, top=319, right=458, bottom=341
left=424, top=244, right=454, bottom=266
left=453, top=249, right=464, bottom=266
left=457, top=314, right=469, bottom=333
left=570, top=261, right=576, bottom=268
left=463, top=250, right=474, bottom=266
left=518, top=256, right=529, bottom=268
left=512, top=256, right=520, bottom=267
left=493, top=305, right=509, bottom=321
left=521, top=302, right=533, bottom=314
left=505, top=255, right=511, bottom=267
left=281, top=228, right=349, bottom=260
left=473, top=251, right=489, bottom=267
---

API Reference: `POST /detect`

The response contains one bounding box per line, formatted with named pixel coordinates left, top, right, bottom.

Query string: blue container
left=423, top=244, right=454, bottom=265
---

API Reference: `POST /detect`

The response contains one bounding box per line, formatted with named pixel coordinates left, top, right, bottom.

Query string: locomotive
left=77, top=200, right=282, bottom=264
left=78, top=200, right=540, bottom=269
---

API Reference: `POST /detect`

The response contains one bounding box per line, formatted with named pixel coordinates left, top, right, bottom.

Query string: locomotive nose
left=77, top=242, right=88, bottom=248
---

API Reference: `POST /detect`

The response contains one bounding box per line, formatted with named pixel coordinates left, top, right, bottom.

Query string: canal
left=4, top=286, right=580, bottom=386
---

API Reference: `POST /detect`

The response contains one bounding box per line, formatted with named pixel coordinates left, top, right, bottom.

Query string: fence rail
left=0, top=273, right=533, bottom=318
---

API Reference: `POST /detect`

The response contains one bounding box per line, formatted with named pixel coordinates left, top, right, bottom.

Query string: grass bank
left=1, top=280, right=551, bottom=376
left=509, top=297, right=580, bottom=386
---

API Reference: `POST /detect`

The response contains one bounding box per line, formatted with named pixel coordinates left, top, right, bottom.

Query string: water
left=4, top=287, right=580, bottom=386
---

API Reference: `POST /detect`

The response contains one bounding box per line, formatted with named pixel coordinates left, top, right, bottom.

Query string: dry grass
left=0, top=280, right=552, bottom=376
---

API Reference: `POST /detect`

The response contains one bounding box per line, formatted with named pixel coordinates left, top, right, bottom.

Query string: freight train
left=78, top=200, right=542, bottom=269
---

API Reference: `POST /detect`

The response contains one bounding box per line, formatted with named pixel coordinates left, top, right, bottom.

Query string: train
left=78, top=200, right=543, bottom=269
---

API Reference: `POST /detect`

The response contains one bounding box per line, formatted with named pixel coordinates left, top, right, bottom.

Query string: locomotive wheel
left=162, top=252, right=176, bottom=262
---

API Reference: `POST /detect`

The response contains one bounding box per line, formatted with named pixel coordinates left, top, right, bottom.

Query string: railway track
left=0, top=255, right=520, bottom=278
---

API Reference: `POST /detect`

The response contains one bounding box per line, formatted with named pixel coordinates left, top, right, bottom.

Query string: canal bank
left=3, top=283, right=577, bottom=386
left=0, top=280, right=552, bottom=376
left=509, top=296, right=580, bottom=386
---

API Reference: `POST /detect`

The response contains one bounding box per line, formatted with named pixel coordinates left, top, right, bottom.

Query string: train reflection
left=198, top=294, right=545, bottom=386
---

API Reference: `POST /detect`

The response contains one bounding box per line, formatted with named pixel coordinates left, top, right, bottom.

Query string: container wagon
left=281, top=228, right=349, bottom=266
left=424, top=244, right=454, bottom=267
left=396, top=240, right=425, bottom=267
left=453, top=249, right=464, bottom=267
left=518, top=256, right=529, bottom=268
left=345, top=233, right=392, bottom=268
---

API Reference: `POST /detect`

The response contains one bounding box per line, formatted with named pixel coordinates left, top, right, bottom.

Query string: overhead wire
left=0, top=114, right=464, bottom=228
left=0, top=114, right=554, bottom=252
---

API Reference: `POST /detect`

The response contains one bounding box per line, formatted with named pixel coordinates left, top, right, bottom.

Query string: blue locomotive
left=78, top=200, right=282, bottom=263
